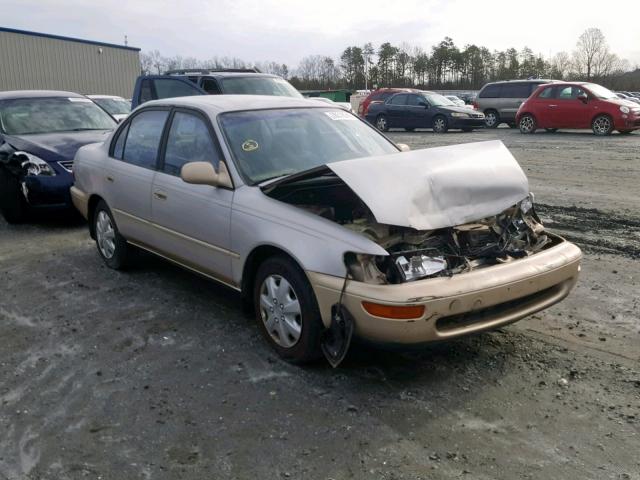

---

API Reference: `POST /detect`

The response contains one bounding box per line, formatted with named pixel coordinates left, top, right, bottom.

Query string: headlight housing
left=620, top=105, right=630, bottom=114
left=18, top=152, right=56, bottom=176
left=450, top=112, right=470, bottom=118
left=344, top=252, right=387, bottom=284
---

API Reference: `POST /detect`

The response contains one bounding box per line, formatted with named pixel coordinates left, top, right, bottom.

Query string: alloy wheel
left=484, top=112, right=498, bottom=127
left=433, top=117, right=447, bottom=133
left=259, top=274, right=302, bottom=348
left=96, top=210, right=116, bottom=259
left=376, top=116, right=387, bottom=131
left=593, top=116, right=612, bottom=135
left=519, top=115, right=535, bottom=133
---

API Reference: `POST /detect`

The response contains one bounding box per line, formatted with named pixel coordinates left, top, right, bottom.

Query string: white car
left=308, top=96, right=353, bottom=113
left=87, top=95, right=132, bottom=122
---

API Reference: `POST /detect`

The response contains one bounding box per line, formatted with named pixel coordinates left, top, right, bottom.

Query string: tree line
left=140, top=28, right=636, bottom=91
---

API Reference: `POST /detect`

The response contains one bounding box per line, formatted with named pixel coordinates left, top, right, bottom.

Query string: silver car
left=71, top=95, right=581, bottom=365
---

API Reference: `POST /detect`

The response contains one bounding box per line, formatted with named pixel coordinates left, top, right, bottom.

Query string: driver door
left=150, top=109, right=235, bottom=285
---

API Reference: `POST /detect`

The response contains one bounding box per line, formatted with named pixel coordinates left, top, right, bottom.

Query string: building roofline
left=0, top=26, right=141, bottom=52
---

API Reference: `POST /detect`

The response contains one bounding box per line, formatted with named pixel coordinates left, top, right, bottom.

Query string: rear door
left=499, top=83, right=533, bottom=121
left=150, top=109, right=234, bottom=283
left=386, top=94, right=409, bottom=128
left=135, top=77, right=206, bottom=108
left=103, top=108, right=170, bottom=242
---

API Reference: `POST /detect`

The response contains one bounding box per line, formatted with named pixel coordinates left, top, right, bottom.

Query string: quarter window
left=163, top=112, right=218, bottom=176
left=121, top=110, right=169, bottom=169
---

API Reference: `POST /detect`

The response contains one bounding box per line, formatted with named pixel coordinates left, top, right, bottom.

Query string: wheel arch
left=87, top=194, right=105, bottom=239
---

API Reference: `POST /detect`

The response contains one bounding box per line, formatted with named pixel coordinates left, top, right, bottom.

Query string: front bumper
left=309, top=237, right=582, bottom=344
left=22, top=173, right=73, bottom=209
left=449, top=116, right=486, bottom=129
left=616, top=114, right=640, bottom=130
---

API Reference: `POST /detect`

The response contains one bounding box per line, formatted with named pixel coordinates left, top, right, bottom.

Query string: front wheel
left=376, top=115, right=389, bottom=132
left=0, top=169, right=27, bottom=224
left=519, top=114, right=537, bottom=134
left=93, top=201, right=129, bottom=269
left=592, top=115, right=613, bottom=136
left=254, top=255, right=323, bottom=363
left=432, top=115, right=448, bottom=133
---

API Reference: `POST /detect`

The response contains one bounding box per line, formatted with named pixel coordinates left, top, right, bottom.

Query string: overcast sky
left=3, top=0, right=640, bottom=67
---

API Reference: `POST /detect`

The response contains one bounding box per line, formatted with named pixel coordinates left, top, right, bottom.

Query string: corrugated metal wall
left=0, top=30, right=140, bottom=98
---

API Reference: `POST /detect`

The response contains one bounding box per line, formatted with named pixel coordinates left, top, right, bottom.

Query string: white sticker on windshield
left=324, top=110, right=355, bottom=121
left=68, top=97, right=92, bottom=102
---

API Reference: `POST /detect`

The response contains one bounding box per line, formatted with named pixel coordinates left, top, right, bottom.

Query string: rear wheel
left=0, top=169, right=27, bottom=224
left=592, top=115, right=613, bottom=135
left=432, top=115, right=448, bottom=133
left=93, top=200, right=129, bottom=269
left=376, top=115, right=389, bottom=132
left=484, top=110, right=499, bottom=128
left=253, top=255, right=323, bottom=363
left=519, top=114, right=537, bottom=134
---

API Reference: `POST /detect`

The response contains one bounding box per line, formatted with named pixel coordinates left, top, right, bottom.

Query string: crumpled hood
left=4, top=130, right=111, bottom=162
left=327, top=140, right=529, bottom=231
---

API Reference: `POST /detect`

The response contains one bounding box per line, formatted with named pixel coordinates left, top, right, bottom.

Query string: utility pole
left=124, top=35, right=128, bottom=46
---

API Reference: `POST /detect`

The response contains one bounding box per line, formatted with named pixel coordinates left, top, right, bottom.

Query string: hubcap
left=594, top=116, right=611, bottom=134
left=520, top=116, right=534, bottom=132
left=485, top=113, right=496, bottom=126
left=96, top=210, right=116, bottom=259
left=434, top=118, right=445, bottom=132
left=377, top=117, right=387, bottom=130
left=259, top=275, right=302, bottom=348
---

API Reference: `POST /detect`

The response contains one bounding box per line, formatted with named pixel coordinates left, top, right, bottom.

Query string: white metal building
left=0, top=27, right=140, bottom=98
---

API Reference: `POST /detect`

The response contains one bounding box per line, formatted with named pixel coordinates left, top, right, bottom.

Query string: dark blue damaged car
left=0, top=90, right=116, bottom=223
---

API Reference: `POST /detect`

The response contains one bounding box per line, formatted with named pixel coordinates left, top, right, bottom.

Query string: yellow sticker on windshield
left=242, top=139, right=259, bottom=152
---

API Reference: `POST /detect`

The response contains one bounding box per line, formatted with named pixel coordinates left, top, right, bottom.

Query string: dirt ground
left=1, top=127, right=638, bottom=480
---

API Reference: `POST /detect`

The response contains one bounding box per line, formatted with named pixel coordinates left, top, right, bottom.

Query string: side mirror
left=577, top=93, right=588, bottom=103
left=181, top=161, right=233, bottom=189
left=397, top=143, right=411, bottom=152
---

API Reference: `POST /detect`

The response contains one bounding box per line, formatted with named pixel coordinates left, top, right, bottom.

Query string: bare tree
left=573, top=28, right=608, bottom=80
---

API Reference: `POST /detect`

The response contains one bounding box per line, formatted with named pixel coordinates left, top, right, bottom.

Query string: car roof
left=485, top=79, right=557, bottom=86
left=0, top=90, right=85, bottom=100
left=87, top=94, right=126, bottom=99
left=142, top=94, right=330, bottom=114
left=163, top=72, right=279, bottom=79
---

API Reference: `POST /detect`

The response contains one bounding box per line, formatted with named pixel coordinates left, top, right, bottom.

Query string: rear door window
left=500, top=83, right=532, bottom=98
left=122, top=110, right=169, bottom=169
left=152, top=79, right=204, bottom=100
left=389, top=94, right=408, bottom=105
left=163, top=112, right=219, bottom=176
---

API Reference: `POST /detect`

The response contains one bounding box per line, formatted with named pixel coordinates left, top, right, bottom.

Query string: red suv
left=516, top=82, right=640, bottom=135
left=358, top=88, right=420, bottom=117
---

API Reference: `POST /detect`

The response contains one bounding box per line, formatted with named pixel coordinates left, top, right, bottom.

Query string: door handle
left=106, top=175, right=114, bottom=182
left=153, top=190, right=167, bottom=200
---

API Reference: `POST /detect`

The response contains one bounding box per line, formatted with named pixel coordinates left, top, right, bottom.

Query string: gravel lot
left=1, top=127, right=638, bottom=480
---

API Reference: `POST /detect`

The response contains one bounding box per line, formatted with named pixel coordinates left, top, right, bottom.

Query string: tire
left=93, top=200, right=129, bottom=269
left=253, top=255, right=323, bottom=363
left=0, top=168, right=27, bottom=224
left=484, top=110, right=500, bottom=128
left=592, top=115, right=613, bottom=136
left=545, top=128, right=558, bottom=133
left=519, top=114, right=537, bottom=134
left=404, top=127, right=415, bottom=132
left=432, top=115, right=448, bottom=133
left=619, top=130, right=633, bottom=135
left=375, top=115, right=389, bottom=132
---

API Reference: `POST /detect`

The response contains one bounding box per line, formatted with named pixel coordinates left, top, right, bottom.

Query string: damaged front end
left=343, top=194, right=554, bottom=285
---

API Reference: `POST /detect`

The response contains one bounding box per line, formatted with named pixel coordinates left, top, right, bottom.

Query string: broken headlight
left=520, top=193, right=534, bottom=214
left=394, top=254, right=447, bottom=282
left=344, top=253, right=387, bottom=284
left=19, top=152, right=56, bottom=176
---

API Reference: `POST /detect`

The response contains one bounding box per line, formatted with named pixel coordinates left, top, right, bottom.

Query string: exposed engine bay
left=266, top=174, right=554, bottom=284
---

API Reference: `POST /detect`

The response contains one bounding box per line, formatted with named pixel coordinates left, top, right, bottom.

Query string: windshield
left=221, top=77, right=302, bottom=98
left=220, top=108, right=398, bottom=184
left=92, top=97, right=131, bottom=115
left=0, top=97, right=116, bottom=135
left=585, top=83, right=617, bottom=100
left=423, top=93, right=455, bottom=106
